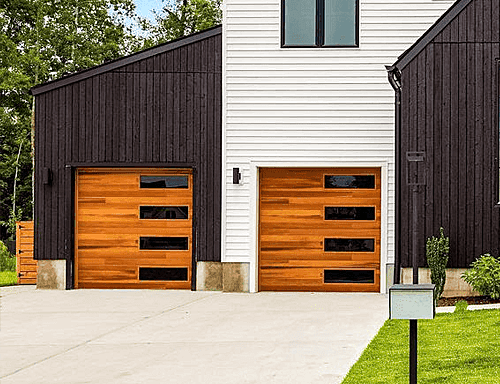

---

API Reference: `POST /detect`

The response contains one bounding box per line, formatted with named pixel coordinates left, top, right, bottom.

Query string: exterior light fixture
left=233, top=168, right=242, bottom=184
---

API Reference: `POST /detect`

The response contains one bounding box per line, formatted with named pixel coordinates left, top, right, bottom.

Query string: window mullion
left=316, top=0, right=324, bottom=47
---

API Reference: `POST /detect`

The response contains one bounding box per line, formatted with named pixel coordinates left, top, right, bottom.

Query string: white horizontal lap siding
left=222, top=0, right=454, bottom=274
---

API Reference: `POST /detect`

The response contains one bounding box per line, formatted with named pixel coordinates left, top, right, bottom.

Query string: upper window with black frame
left=282, top=0, right=359, bottom=47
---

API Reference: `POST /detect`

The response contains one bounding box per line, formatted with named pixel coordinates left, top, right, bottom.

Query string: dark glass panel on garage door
left=140, top=206, right=189, bottom=220
left=139, top=267, right=188, bottom=281
left=324, top=175, right=375, bottom=189
left=325, top=207, right=375, bottom=220
left=139, top=237, right=189, bottom=250
left=324, top=269, right=374, bottom=283
left=324, top=238, right=375, bottom=252
left=140, top=176, right=188, bottom=188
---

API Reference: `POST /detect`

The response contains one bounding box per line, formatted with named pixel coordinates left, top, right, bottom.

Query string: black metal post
left=410, top=184, right=419, bottom=384
left=412, top=185, right=419, bottom=285
left=410, top=319, right=417, bottom=384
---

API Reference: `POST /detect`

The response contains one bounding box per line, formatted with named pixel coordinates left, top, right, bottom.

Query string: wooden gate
left=16, top=221, right=37, bottom=284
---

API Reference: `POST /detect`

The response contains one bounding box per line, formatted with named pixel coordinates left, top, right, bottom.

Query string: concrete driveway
left=1, top=286, right=388, bottom=384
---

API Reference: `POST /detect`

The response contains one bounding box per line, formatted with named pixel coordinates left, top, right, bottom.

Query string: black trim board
left=393, top=0, right=473, bottom=70
left=31, top=25, right=222, bottom=96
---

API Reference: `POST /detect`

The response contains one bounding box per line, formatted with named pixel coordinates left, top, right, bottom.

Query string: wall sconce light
left=43, top=167, right=52, bottom=185
left=233, top=168, right=242, bottom=184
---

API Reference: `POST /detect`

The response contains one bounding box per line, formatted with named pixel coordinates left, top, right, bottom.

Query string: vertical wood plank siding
left=399, top=0, right=500, bottom=268
left=34, top=33, right=222, bottom=270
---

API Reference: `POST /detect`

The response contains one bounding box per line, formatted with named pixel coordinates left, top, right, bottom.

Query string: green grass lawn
left=0, top=271, right=18, bottom=287
left=342, top=309, right=500, bottom=384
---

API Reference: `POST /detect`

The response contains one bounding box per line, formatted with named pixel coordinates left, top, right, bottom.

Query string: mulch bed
left=437, top=296, right=500, bottom=307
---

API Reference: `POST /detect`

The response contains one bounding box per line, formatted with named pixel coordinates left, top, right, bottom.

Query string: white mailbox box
left=389, top=284, right=436, bottom=320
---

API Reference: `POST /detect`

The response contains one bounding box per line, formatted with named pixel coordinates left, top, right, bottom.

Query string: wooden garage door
left=75, top=168, right=193, bottom=289
left=259, top=168, right=381, bottom=292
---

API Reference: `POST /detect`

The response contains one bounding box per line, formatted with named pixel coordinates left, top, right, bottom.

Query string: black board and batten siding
left=391, top=0, right=500, bottom=270
left=31, top=27, right=222, bottom=288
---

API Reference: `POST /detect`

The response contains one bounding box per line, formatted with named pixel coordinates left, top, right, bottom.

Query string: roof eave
left=30, top=25, right=222, bottom=96
left=392, top=0, right=473, bottom=71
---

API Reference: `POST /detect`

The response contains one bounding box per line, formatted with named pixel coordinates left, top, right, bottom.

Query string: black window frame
left=281, top=0, right=359, bottom=48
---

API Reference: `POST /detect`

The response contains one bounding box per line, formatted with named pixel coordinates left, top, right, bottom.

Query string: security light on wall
left=42, top=167, right=52, bottom=185
left=233, top=168, right=242, bottom=185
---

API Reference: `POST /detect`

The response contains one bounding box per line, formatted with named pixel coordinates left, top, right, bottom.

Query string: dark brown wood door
left=75, top=168, right=193, bottom=289
left=259, top=168, right=381, bottom=292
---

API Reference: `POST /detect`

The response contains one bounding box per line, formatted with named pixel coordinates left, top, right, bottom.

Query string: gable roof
left=31, top=25, right=222, bottom=96
left=392, top=0, right=473, bottom=70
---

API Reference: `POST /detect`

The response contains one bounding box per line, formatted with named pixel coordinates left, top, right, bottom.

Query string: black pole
left=410, top=185, right=419, bottom=384
left=410, top=319, right=417, bottom=384
left=412, top=185, right=419, bottom=285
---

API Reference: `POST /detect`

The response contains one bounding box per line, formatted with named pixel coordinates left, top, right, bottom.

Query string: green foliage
left=426, top=227, right=450, bottom=304
left=461, top=254, right=500, bottom=300
left=0, top=0, right=222, bottom=239
left=0, top=108, right=32, bottom=237
left=0, top=240, right=16, bottom=272
left=0, top=271, right=18, bottom=286
left=454, top=300, right=468, bottom=313
left=141, top=0, right=222, bottom=47
left=0, top=0, right=143, bottom=238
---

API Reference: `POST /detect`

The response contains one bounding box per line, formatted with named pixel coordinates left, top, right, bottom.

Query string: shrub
left=426, top=227, right=450, bottom=304
left=0, top=240, right=16, bottom=272
left=461, top=254, right=500, bottom=299
left=454, top=300, right=468, bottom=313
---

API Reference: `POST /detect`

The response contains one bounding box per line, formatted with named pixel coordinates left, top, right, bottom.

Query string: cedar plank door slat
left=16, top=221, right=37, bottom=284
left=259, top=168, right=381, bottom=292
left=75, top=168, right=192, bottom=289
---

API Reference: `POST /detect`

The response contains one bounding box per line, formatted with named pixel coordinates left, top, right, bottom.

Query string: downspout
left=386, top=65, right=402, bottom=284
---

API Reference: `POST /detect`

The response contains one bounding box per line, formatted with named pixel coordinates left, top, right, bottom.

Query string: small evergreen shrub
left=426, top=227, right=450, bottom=304
left=0, top=241, right=16, bottom=272
left=454, top=300, right=468, bottom=313
left=461, top=254, right=500, bottom=299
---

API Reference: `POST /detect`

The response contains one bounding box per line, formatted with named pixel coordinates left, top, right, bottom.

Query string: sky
left=134, top=0, right=165, bottom=20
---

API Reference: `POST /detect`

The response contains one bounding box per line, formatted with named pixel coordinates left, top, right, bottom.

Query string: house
left=30, top=27, right=222, bottom=290
left=387, top=0, right=500, bottom=296
left=221, top=0, right=454, bottom=292
left=31, top=0, right=462, bottom=292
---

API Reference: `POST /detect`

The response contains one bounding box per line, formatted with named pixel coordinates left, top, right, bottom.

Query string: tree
left=140, top=0, right=222, bottom=47
left=0, top=0, right=141, bottom=239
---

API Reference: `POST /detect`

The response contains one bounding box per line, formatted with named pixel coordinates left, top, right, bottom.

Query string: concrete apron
left=0, top=287, right=388, bottom=384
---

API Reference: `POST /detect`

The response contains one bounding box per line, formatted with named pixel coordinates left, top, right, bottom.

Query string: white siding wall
left=222, top=0, right=454, bottom=291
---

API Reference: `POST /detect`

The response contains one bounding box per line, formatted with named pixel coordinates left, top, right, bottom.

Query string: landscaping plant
left=0, top=240, right=16, bottom=272
left=461, top=254, right=500, bottom=299
left=426, top=227, right=450, bottom=304
left=454, top=300, right=468, bottom=313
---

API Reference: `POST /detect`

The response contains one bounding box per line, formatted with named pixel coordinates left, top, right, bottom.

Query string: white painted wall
left=222, top=0, right=454, bottom=292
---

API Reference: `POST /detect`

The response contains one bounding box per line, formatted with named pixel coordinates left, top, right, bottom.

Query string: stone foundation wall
left=37, top=260, right=66, bottom=289
left=197, top=262, right=249, bottom=292
left=401, top=268, right=480, bottom=297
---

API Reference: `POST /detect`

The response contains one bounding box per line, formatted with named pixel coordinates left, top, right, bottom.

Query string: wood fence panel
left=16, top=221, right=36, bottom=284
